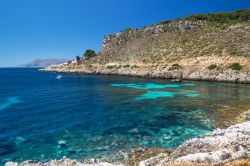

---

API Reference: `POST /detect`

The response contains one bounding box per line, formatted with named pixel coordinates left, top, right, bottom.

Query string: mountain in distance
left=19, top=58, right=70, bottom=68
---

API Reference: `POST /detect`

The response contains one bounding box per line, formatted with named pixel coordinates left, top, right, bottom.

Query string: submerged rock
left=171, top=78, right=182, bottom=82
left=5, top=121, right=250, bottom=166
left=214, top=103, right=250, bottom=128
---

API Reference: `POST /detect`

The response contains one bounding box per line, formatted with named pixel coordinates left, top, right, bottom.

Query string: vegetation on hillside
left=83, top=49, right=97, bottom=59
left=228, top=63, right=242, bottom=71
left=114, top=9, right=250, bottom=38
left=169, top=63, right=182, bottom=70
left=158, top=9, right=250, bottom=25
left=207, top=64, right=217, bottom=70
left=120, top=9, right=250, bottom=30
left=106, top=65, right=114, bottom=69
left=76, top=55, right=81, bottom=62
left=184, top=9, right=250, bottom=22
left=122, top=28, right=133, bottom=33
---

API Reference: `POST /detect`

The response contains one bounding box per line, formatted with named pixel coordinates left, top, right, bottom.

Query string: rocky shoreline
left=40, top=63, right=250, bottom=84
left=5, top=120, right=250, bottom=166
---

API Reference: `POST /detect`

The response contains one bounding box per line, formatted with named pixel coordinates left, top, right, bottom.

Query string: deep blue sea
left=1, top=68, right=250, bottom=164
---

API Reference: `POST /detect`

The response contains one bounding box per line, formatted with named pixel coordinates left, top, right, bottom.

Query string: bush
left=170, top=63, right=182, bottom=70
left=83, top=49, right=97, bottom=59
left=106, top=65, right=114, bottom=69
left=122, top=28, right=133, bottom=33
left=230, top=49, right=237, bottom=55
left=184, top=9, right=250, bottom=23
left=158, top=20, right=172, bottom=25
left=87, top=64, right=93, bottom=68
left=131, top=65, right=139, bottom=68
left=76, top=55, right=81, bottom=61
left=185, top=14, right=210, bottom=21
left=142, top=9, right=250, bottom=30
left=116, top=65, right=122, bottom=69
left=123, top=64, right=130, bottom=68
left=228, top=63, right=242, bottom=70
left=207, top=64, right=217, bottom=70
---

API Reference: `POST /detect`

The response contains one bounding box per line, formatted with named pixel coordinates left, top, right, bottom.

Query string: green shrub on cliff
left=106, top=65, right=114, bottom=69
left=157, top=9, right=250, bottom=26
left=229, top=49, right=238, bottom=56
left=83, top=49, right=97, bottom=59
left=228, top=63, right=242, bottom=71
left=184, top=9, right=250, bottom=23
left=158, top=20, right=172, bottom=25
left=207, top=64, right=217, bottom=70
left=122, top=28, right=133, bottom=33
left=169, top=63, right=182, bottom=70
left=131, top=65, right=139, bottom=68
left=123, top=64, right=130, bottom=68
left=116, top=65, right=122, bottom=69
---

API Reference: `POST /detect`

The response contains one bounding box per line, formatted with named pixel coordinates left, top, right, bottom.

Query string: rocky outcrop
left=41, top=61, right=250, bottom=83
left=172, top=121, right=250, bottom=163
left=5, top=157, right=123, bottom=166
left=139, top=121, right=250, bottom=166
left=102, top=20, right=205, bottom=53
left=6, top=121, right=250, bottom=166
left=99, top=20, right=250, bottom=64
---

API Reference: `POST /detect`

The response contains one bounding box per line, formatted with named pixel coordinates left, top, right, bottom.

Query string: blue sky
left=0, top=0, right=249, bottom=67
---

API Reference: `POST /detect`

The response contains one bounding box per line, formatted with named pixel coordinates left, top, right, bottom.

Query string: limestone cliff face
left=101, top=20, right=204, bottom=56
left=99, top=20, right=250, bottom=65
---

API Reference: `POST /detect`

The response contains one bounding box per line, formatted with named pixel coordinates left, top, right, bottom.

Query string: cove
left=0, top=68, right=250, bottom=164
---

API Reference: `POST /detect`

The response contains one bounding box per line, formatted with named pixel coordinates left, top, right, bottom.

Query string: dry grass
left=222, top=160, right=250, bottom=166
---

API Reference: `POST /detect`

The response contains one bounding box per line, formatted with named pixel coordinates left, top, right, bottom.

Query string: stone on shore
left=139, top=121, right=250, bottom=166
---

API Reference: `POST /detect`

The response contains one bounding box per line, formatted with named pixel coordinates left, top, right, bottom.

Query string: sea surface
left=1, top=68, right=250, bottom=164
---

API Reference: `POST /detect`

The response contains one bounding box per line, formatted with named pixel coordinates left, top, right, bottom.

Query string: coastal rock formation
left=139, top=121, right=250, bottom=166
left=5, top=157, right=123, bottom=166
left=6, top=121, right=250, bottom=166
left=42, top=9, right=250, bottom=83
left=42, top=60, right=250, bottom=83
left=101, top=20, right=204, bottom=54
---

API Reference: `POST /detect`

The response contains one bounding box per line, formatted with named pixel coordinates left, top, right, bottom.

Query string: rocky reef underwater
left=5, top=119, right=250, bottom=166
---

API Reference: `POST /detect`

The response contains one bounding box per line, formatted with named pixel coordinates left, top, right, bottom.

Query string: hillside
left=20, top=58, right=69, bottom=68
left=43, top=9, right=250, bottom=83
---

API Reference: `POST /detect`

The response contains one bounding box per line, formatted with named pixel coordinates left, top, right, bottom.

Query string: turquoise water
left=111, top=83, right=199, bottom=100
left=1, top=68, right=250, bottom=164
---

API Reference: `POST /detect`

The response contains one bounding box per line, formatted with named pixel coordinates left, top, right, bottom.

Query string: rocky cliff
left=100, top=20, right=249, bottom=65
left=43, top=9, right=250, bottom=83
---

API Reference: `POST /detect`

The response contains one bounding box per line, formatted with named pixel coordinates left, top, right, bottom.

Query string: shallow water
left=0, top=68, right=250, bottom=164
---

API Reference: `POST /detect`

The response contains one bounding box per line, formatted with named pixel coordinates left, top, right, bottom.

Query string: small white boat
left=56, top=75, right=63, bottom=79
